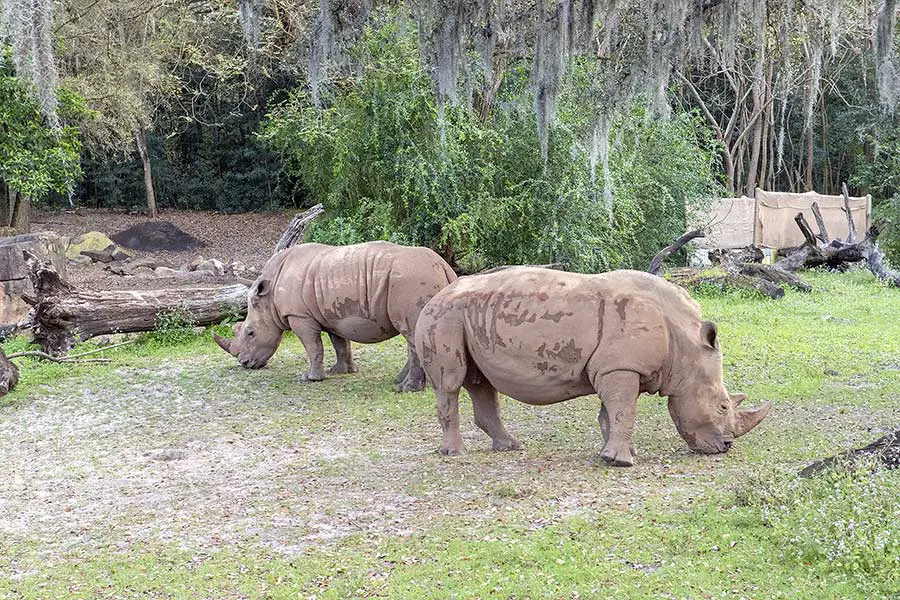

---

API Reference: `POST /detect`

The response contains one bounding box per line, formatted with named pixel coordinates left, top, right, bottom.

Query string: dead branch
left=841, top=182, right=857, bottom=244
left=810, top=201, right=830, bottom=245
left=648, top=229, right=705, bottom=275
left=5, top=351, right=110, bottom=364
left=273, top=204, right=324, bottom=254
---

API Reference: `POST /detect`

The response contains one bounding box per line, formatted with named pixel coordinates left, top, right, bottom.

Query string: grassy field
left=0, top=270, right=898, bottom=598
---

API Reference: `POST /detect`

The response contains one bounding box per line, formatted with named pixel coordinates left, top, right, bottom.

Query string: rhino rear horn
left=213, top=332, right=239, bottom=357
left=733, top=401, right=772, bottom=438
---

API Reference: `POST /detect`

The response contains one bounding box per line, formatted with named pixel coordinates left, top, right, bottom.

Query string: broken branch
left=648, top=229, right=705, bottom=275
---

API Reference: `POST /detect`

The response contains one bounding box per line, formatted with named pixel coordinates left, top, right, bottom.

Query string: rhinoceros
left=415, top=267, right=771, bottom=466
left=214, top=241, right=457, bottom=391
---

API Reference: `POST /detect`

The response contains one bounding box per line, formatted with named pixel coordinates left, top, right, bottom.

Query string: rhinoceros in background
left=415, top=267, right=771, bottom=466
left=214, top=241, right=457, bottom=391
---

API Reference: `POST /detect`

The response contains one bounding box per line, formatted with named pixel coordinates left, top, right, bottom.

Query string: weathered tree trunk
left=135, top=126, right=158, bottom=219
left=0, top=181, right=31, bottom=235
left=24, top=251, right=248, bottom=353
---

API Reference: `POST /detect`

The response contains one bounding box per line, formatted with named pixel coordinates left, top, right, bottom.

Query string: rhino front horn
left=213, top=332, right=239, bottom=357
left=733, top=401, right=772, bottom=438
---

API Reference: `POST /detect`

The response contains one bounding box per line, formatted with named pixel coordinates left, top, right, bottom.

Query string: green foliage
left=261, top=13, right=722, bottom=272
left=851, top=122, right=900, bottom=264
left=0, top=47, right=83, bottom=200
left=144, top=309, right=197, bottom=346
left=736, top=466, right=900, bottom=578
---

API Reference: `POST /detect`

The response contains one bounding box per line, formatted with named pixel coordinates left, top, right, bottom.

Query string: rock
left=179, top=254, right=205, bottom=272
left=229, top=261, right=257, bottom=280
left=66, top=231, right=134, bottom=263
left=195, top=258, right=225, bottom=276
left=153, top=266, right=180, bottom=278
left=0, top=231, right=68, bottom=324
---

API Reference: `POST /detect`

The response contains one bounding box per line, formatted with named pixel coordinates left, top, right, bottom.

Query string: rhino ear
left=700, top=321, right=719, bottom=350
left=253, top=279, right=272, bottom=297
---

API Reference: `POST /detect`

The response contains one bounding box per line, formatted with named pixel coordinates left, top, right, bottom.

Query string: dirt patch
left=110, top=221, right=203, bottom=252
left=33, top=208, right=297, bottom=291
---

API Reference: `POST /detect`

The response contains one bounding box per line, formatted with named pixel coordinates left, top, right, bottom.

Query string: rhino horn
left=730, top=392, right=747, bottom=407
left=213, top=332, right=239, bottom=357
left=733, top=401, right=772, bottom=438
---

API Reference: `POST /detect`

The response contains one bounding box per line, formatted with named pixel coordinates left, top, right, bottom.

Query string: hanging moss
left=0, top=0, right=59, bottom=127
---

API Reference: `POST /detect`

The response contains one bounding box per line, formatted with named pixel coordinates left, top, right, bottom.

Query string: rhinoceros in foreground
left=415, top=268, right=771, bottom=466
left=215, top=241, right=457, bottom=391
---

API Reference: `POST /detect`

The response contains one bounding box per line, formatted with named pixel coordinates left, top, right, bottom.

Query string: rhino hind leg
left=395, top=337, right=426, bottom=392
left=437, top=388, right=466, bottom=456
left=288, top=316, right=328, bottom=382
left=594, top=370, right=640, bottom=467
left=464, top=377, right=522, bottom=451
left=327, top=333, right=357, bottom=375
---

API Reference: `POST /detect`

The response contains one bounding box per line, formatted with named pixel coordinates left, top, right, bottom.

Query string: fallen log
left=23, top=251, right=248, bottom=354
left=800, top=429, right=900, bottom=476
left=649, top=231, right=806, bottom=298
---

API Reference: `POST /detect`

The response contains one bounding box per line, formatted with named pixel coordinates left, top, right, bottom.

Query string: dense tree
left=0, top=48, right=82, bottom=233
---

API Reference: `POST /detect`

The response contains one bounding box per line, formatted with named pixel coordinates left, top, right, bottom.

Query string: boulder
left=66, top=231, right=135, bottom=263
left=0, top=231, right=68, bottom=324
left=195, top=258, right=225, bottom=276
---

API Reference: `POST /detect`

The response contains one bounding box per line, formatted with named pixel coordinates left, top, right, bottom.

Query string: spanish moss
left=0, top=0, right=59, bottom=128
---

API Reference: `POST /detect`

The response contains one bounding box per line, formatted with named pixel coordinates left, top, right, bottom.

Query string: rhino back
left=277, top=241, right=454, bottom=343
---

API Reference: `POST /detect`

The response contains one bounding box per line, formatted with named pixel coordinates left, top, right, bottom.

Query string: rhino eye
left=718, top=403, right=729, bottom=413
left=246, top=329, right=255, bottom=338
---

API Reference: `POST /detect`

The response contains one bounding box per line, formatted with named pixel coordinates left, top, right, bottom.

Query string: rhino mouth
left=239, top=356, right=268, bottom=369
left=690, top=438, right=734, bottom=454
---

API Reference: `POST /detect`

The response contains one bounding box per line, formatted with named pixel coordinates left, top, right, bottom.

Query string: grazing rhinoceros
left=214, top=241, right=457, bottom=391
left=415, top=267, right=771, bottom=466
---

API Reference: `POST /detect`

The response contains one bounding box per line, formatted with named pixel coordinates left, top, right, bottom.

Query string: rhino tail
left=440, top=260, right=458, bottom=285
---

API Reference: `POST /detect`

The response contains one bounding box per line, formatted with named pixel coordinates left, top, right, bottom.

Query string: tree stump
left=23, top=251, right=249, bottom=354
left=0, top=346, right=19, bottom=396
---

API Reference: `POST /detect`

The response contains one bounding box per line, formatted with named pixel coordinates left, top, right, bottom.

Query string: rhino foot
left=395, top=375, right=426, bottom=393
left=597, top=441, right=635, bottom=467
left=438, top=445, right=466, bottom=457
left=492, top=437, right=524, bottom=451
left=328, top=362, right=358, bottom=375
left=300, top=371, right=326, bottom=382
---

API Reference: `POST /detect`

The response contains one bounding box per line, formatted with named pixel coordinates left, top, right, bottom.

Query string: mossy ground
left=1, top=270, right=898, bottom=598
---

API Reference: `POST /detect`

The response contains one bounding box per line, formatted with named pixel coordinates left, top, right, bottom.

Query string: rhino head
left=665, top=321, right=771, bottom=454
left=213, top=278, right=283, bottom=369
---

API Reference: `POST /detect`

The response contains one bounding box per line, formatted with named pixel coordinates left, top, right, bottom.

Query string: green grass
left=0, top=269, right=898, bottom=598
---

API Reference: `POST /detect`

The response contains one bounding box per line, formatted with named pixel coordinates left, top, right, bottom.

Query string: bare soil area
left=33, top=208, right=296, bottom=290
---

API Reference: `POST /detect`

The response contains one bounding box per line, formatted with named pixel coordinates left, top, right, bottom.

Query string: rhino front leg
left=327, top=332, right=357, bottom=375
left=594, top=370, right=640, bottom=467
left=465, top=378, right=522, bottom=451
left=395, top=337, right=426, bottom=393
left=288, top=317, right=327, bottom=382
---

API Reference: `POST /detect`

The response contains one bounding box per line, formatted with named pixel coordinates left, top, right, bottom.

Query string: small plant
left=146, top=309, right=198, bottom=346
